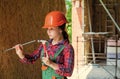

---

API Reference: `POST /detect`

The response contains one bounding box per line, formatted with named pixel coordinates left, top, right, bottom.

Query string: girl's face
left=47, top=27, right=62, bottom=39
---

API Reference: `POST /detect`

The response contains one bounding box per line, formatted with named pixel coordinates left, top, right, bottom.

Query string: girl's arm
left=14, top=44, right=42, bottom=64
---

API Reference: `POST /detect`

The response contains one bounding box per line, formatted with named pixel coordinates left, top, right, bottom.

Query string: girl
left=14, top=11, right=74, bottom=79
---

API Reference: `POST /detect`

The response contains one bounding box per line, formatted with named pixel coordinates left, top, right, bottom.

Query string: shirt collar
left=48, top=39, right=68, bottom=45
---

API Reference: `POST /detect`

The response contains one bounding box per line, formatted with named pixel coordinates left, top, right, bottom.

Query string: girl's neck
left=52, top=36, right=64, bottom=45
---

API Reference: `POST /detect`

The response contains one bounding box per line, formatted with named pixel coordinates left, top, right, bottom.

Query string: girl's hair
left=58, top=24, right=70, bottom=43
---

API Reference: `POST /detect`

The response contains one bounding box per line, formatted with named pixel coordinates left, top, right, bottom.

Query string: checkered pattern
left=20, top=39, right=74, bottom=77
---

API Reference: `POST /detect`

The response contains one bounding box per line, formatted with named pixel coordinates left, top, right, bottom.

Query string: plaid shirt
left=20, top=39, right=74, bottom=77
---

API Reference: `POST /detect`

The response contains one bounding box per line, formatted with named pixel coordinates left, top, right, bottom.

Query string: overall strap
left=52, top=45, right=65, bottom=60
left=41, top=44, right=65, bottom=79
left=41, top=42, right=65, bottom=60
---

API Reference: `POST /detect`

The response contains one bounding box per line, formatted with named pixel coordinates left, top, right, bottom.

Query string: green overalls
left=41, top=42, right=65, bottom=79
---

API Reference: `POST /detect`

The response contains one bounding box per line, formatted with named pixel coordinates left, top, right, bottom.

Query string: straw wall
left=0, top=0, right=66, bottom=79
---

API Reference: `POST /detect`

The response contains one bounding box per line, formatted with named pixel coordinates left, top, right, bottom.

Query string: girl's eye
left=48, top=28, right=54, bottom=30
left=47, top=27, right=58, bottom=31
left=50, top=28, right=53, bottom=30
left=48, top=28, right=52, bottom=30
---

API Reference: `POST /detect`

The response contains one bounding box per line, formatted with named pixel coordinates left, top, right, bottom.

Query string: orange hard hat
left=42, top=11, right=67, bottom=28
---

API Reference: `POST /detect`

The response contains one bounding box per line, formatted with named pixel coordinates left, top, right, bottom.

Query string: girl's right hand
left=14, top=44, right=25, bottom=59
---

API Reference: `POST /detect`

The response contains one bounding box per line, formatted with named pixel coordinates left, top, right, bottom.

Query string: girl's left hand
left=42, top=51, right=59, bottom=70
left=42, top=51, right=51, bottom=66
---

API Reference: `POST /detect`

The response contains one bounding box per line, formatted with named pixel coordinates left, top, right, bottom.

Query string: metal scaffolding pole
left=99, top=0, right=119, bottom=79
left=87, top=0, right=95, bottom=63
left=99, top=0, right=120, bottom=32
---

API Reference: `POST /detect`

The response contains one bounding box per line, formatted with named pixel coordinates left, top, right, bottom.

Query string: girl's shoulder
left=63, top=42, right=74, bottom=52
left=63, top=40, right=73, bottom=49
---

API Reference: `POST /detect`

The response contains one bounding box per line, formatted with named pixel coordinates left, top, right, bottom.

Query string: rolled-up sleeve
left=55, top=45, right=74, bottom=77
left=20, top=45, right=43, bottom=64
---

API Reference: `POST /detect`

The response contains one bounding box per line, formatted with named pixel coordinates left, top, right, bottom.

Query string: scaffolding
left=78, top=0, right=120, bottom=79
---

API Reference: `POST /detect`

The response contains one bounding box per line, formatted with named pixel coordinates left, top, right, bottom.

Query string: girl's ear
left=60, top=29, right=62, bottom=34
left=58, top=27, right=63, bottom=34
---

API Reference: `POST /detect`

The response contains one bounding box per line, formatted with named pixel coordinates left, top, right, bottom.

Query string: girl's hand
left=40, top=40, right=47, bottom=45
left=42, top=51, right=59, bottom=70
left=14, top=44, right=25, bottom=59
left=42, top=51, right=51, bottom=66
